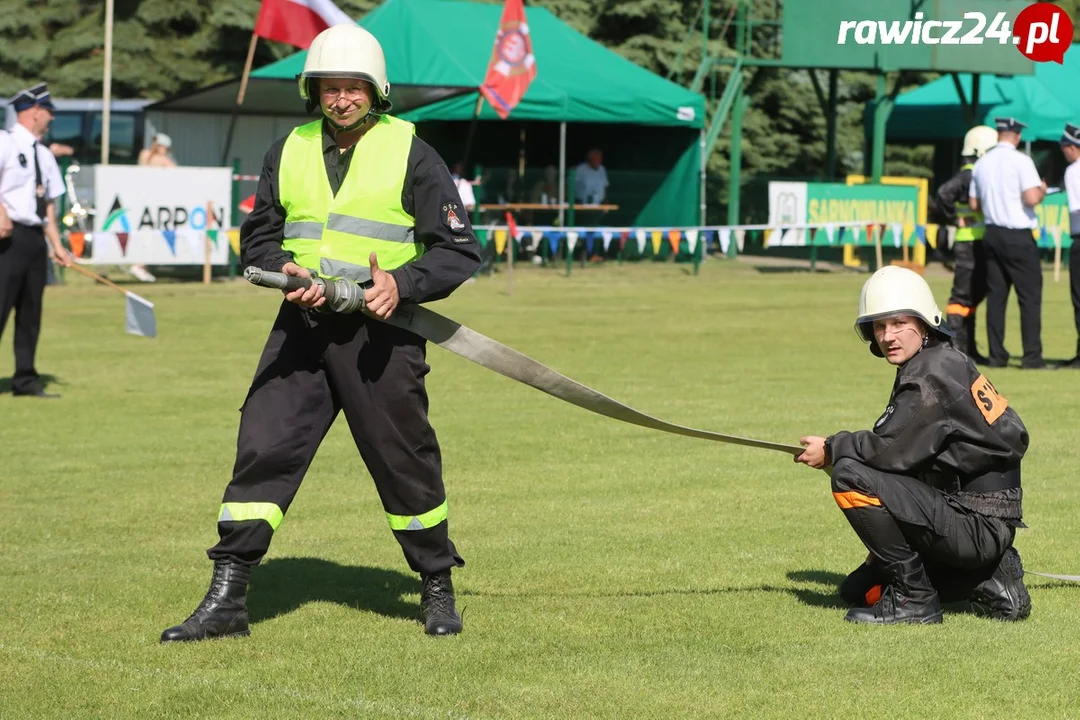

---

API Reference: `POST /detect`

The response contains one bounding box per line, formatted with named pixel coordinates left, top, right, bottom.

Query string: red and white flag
left=479, top=0, right=537, bottom=119
left=254, top=0, right=352, bottom=49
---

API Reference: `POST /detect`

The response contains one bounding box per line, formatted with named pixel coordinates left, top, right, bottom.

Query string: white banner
left=90, top=166, right=233, bottom=265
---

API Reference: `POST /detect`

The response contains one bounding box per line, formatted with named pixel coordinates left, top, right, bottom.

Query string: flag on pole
left=254, top=0, right=352, bottom=48
left=125, top=293, right=157, bottom=338
left=479, top=0, right=537, bottom=119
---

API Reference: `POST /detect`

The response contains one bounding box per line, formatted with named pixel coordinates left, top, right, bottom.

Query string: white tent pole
left=101, top=0, right=114, bottom=165
left=558, top=121, right=566, bottom=226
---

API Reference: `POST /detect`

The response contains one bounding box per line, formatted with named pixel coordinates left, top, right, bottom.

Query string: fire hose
left=243, top=266, right=804, bottom=455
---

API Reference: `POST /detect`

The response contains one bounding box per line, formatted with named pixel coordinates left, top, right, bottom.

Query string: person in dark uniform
left=796, top=266, right=1031, bottom=625
left=161, top=24, right=480, bottom=643
left=936, top=125, right=998, bottom=363
left=1060, top=123, right=1080, bottom=369
left=0, top=82, right=72, bottom=398
left=969, top=117, right=1047, bottom=369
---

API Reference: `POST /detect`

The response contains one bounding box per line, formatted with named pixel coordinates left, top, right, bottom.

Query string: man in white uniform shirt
left=1060, top=123, right=1080, bottom=369
left=969, top=117, right=1046, bottom=369
left=0, top=83, right=72, bottom=398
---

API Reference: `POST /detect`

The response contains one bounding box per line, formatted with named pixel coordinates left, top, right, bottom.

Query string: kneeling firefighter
left=935, top=124, right=999, bottom=362
left=795, top=266, right=1031, bottom=624
left=161, top=24, right=481, bottom=642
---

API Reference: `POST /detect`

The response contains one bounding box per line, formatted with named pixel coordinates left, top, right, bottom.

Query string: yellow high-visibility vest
left=278, top=115, right=421, bottom=282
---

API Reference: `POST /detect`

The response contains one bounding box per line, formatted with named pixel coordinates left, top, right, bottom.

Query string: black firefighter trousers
left=984, top=225, right=1043, bottom=365
left=831, top=458, right=1014, bottom=597
left=0, top=223, right=48, bottom=394
left=208, top=301, right=464, bottom=576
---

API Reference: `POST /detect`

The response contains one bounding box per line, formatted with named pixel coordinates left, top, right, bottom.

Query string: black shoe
left=968, top=548, right=1031, bottom=621
left=12, top=388, right=60, bottom=398
left=1055, top=356, right=1080, bottom=369
left=420, top=570, right=462, bottom=636
left=986, top=359, right=1009, bottom=368
left=161, top=561, right=252, bottom=643
left=845, top=557, right=943, bottom=625
left=1020, top=359, right=1047, bottom=370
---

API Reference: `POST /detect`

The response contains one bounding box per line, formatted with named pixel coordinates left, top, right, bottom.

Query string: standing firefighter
left=936, top=125, right=998, bottom=363
left=969, top=117, right=1047, bottom=369
left=1061, top=122, right=1080, bottom=369
left=162, top=24, right=481, bottom=642
left=795, top=266, right=1031, bottom=625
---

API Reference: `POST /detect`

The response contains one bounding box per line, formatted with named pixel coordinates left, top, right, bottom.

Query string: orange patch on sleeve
left=971, top=374, right=1008, bottom=425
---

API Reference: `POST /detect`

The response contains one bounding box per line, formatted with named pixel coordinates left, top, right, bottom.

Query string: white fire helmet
left=961, top=125, right=998, bottom=158
left=298, top=24, right=391, bottom=112
left=855, top=266, right=953, bottom=356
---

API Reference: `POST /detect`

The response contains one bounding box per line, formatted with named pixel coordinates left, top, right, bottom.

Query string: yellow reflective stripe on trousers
left=386, top=500, right=448, bottom=531
left=218, top=502, right=284, bottom=531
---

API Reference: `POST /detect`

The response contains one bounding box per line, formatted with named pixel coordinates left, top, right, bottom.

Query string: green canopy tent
left=151, top=0, right=706, bottom=226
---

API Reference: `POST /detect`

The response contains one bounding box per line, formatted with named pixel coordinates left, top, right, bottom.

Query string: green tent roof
left=250, top=0, right=704, bottom=128
left=883, top=43, right=1080, bottom=142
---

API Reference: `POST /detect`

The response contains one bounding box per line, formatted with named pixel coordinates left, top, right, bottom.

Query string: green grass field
left=2, top=258, right=1079, bottom=718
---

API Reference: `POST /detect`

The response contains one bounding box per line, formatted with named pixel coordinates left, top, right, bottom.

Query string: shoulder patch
left=442, top=201, right=466, bottom=233
left=874, top=404, right=895, bottom=430
left=971, top=374, right=1007, bottom=425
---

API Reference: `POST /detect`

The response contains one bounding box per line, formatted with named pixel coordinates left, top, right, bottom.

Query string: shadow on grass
left=248, top=557, right=421, bottom=625
left=0, top=373, right=61, bottom=393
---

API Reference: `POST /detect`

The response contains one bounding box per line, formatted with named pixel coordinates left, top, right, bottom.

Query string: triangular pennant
left=762, top=228, right=773, bottom=248
left=849, top=225, right=861, bottom=244
left=584, top=232, right=595, bottom=256
left=635, top=229, right=647, bottom=254
left=207, top=229, right=219, bottom=248
left=162, top=230, right=177, bottom=256
left=734, top=229, right=745, bottom=252
left=718, top=228, right=731, bottom=255
left=547, top=232, right=560, bottom=255
left=117, top=232, right=129, bottom=255
left=825, top=224, right=835, bottom=245
left=866, top=224, right=876, bottom=245
left=915, top=225, right=927, bottom=245
left=475, top=228, right=488, bottom=247
left=686, top=229, right=699, bottom=254
left=891, top=223, right=903, bottom=248
left=902, top=222, right=914, bottom=248
left=924, top=223, right=939, bottom=248
left=227, top=229, right=240, bottom=256
left=69, top=232, right=85, bottom=258
left=668, top=229, right=682, bottom=255
left=601, top=230, right=614, bottom=251
left=650, top=230, right=663, bottom=256
left=567, top=231, right=579, bottom=253
left=494, top=228, right=507, bottom=256
left=619, top=231, right=629, bottom=251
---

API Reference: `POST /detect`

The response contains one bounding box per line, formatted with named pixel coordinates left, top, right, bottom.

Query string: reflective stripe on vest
left=386, top=499, right=448, bottom=531
left=955, top=163, right=985, bottom=241
left=278, top=116, right=421, bottom=280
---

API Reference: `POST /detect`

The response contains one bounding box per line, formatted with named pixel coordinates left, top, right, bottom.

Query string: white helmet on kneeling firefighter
left=855, top=266, right=954, bottom=364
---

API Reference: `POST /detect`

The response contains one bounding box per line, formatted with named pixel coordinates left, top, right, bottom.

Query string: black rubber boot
left=421, top=570, right=462, bottom=636
left=161, top=561, right=252, bottom=643
left=845, top=556, right=944, bottom=625
left=967, top=547, right=1032, bottom=621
